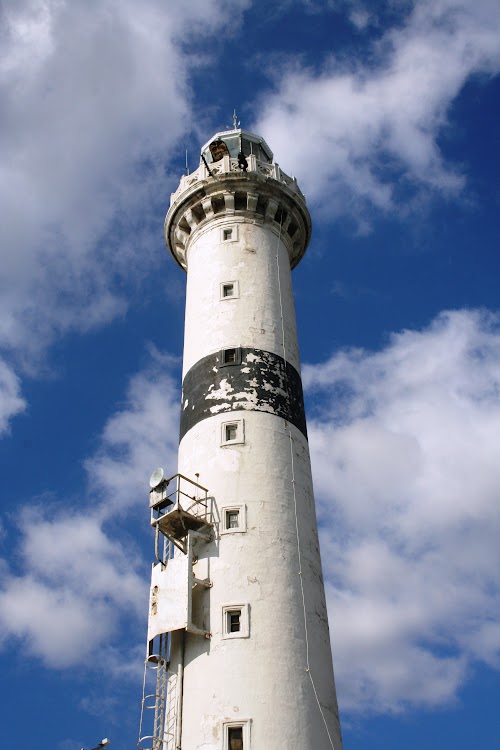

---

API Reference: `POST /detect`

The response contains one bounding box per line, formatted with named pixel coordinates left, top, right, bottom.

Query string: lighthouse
left=138, top=121, right=343, bottom=750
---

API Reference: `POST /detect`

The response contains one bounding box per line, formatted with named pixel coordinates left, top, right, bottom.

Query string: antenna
left=227, top=109, right=241, bottom=130
left=185, top=148, right=189, bottom=175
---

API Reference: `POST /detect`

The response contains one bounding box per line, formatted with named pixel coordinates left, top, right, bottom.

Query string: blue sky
left=0, top=1, right=499, bottom=748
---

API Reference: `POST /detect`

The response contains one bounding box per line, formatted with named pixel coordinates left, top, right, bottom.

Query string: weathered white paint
left=181, top=218, right=300, bottom=376
left=148, top=558, right=189, bottom=641
left=175, top=415, right=342, bottom=749
left=163, top=129, right=343, bottom=750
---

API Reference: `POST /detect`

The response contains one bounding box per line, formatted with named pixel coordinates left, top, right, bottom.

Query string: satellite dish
left=149, top=467, right=164, bottom=489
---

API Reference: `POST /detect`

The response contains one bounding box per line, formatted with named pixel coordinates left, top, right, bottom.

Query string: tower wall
left=181, top=218, right=300, bottom=376
left=163, top=137, right=343, bottom=750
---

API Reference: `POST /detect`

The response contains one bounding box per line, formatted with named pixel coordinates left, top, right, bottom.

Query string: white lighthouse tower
left=138, top=121, right=343, bottom=750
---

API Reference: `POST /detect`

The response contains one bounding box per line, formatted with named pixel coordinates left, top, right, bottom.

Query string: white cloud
left=254, top=0, right=500, bottom=223
left=87, top=350, right=181, bottom=513
left=348, top=7, right=372, bottom=31
left=0, top=507, right=146, bottom=668
left=304, top=309, right=500, bottom=712
left=0, top=0, right=249, bottom=425
left=0, top=353, right=180, bottom=668
left=0, top=358, right=26, bottom=434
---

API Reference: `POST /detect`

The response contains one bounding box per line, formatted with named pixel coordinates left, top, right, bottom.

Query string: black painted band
left=180, top=347, right=307, bottom=442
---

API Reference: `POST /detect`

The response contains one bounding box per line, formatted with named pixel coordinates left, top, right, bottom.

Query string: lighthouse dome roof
left=200, top=127, right=273, bottom=166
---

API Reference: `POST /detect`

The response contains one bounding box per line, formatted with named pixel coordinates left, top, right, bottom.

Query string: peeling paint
left=245, top=353, right=261, bottom=363
left=180, top=346, right=307, bottom=440
left=209, top=403, right=230, bottom=414
left=205, top=378, right=233, bottom=401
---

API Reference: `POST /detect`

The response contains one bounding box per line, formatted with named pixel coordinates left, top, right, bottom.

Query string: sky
left=0, top=0, right=499, bottom=748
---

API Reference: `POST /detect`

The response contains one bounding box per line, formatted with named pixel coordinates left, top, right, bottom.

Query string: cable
left=274, top=212, right=337, bottom=750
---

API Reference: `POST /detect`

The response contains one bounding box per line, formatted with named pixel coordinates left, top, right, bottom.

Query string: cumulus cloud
left=0, top=354, right=180, bottom=668
left=304, top=309, right=500, bottom=712
left=0, top=358, right=26, bottom=434
left=254, top=0, right=500, bottom=223
left=0, top=0, right=249, bottom=422
left=0, top=515, right=142, bottom=668
left=87, top=350, right=180, bottom=514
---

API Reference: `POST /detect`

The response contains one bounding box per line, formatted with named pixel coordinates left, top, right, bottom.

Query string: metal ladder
left=138, top=633, right=171, bottom=750
left=164, top=670, right=178, bottom=750
left=138, top=473, right=213, bottom=750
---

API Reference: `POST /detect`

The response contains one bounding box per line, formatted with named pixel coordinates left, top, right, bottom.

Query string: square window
left=228, top=609, right=241, bottom=632
left=221, top=504, right=246, bottom=534
left=226, top=424, right=237, bottom=441
left=221, top=419, right=244, bottom=446
left=222, top=603, right=249, bottom=639
left=220, top=225, right=238, bottom=243
left=228, top=726, right=243, bottom=750
left=220, top=280, right=239, bottom=300
left=223, top=720, right=251, bottom=750
left=220, top=347, right=241, bottom=366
